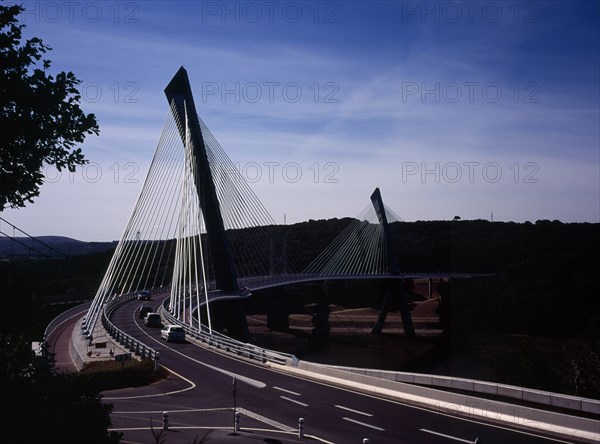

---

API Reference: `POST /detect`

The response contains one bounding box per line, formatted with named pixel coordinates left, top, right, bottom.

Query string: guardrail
left=288, top=360, right=599, bottom=443
left=160, top=301, right=294, bottom=366
left=102, top=294, right=159, bottom=361
left=44, top=301, right=92, bottom=342
left=321, top=364, right=600, bottom=416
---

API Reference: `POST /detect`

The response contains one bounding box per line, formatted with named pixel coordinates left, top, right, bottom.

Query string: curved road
left=46, top=301, right=91, bottom=373
left=105, top=296, right=582, bottom=444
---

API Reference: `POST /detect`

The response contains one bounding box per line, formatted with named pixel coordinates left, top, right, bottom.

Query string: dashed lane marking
left=280, top=396, right=309, bottom=407
left=420, top=428, right=478, bottom=443
left=273, top=386, right=302, bottom=396
left=334, top=404, right=373, bottom=417
left=342, top=417, right=385, bottom=431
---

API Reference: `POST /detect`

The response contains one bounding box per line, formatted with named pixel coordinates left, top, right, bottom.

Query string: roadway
left=104, top=296, right=584, bottom=444
left=45, top=301, right=92, bottom=373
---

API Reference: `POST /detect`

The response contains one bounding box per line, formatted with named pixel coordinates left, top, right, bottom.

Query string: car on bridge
left=160, top=325, right=186, bottom=342
left=143, top=312, right=162, bottom=327
left=139, top=305, right=153, bottom=319
left=137, top=290, right=151, bottom=300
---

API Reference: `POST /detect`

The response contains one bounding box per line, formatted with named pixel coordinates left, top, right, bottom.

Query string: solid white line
left=131, top=301, right=266, bottom=389
left=111, top=406, right=297, bottom=433
left=264, top=367, right=578, bottom=444
left=420, top=428, right=477, bottom=443
left=342, top=417, right=384, bottom=431
left=273, top=386, right=301, bottom=396
left=104, top=364, right=196, bottom=400
left=114, top=407, right=230, bottom=414
left=280, top=396, right=309, bottom=407
left=163, top=339, right=266, bottom=388
left=125, top=298, right=577, bottom=444
left=109, top=426, right=227, bottom=432
left=238, top=407, right=296, bottom=432
left=241, top=429, right=335, bottom=444
left=334, top=404, right=373, bottom=417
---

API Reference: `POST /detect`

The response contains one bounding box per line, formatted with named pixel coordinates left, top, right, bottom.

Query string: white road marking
left=273, top=386, right=301, bottom=396
left=132, top=302, right=266, bottom=389
left=264, top=368, right=579, bottom=444
left=238, top=407, right=296, bottom=432
left=111, top=407, right=297, bottom=433
left=342, top=417, right=385, bottom=431
left=420, top=428, right=478, bottom=443
left=104, top=364, right=197, bottom=400
left=164, top=341, right=266, bottom=388
left=334, top=404, right=373, bottom=417
left=113, top=408, right=230, bottom=414
left=280, top=396, right=309, bottom=407
left=109, top=426, right=226, bottom=432
left=120, top=298, right=578, bottom=444
left=101, top=304, right=198, bottom=400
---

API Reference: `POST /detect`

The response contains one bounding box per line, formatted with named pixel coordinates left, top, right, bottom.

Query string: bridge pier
left=210, top=299, right=250, bottom=340
left=371, top=279, right=415, bottom=338
left=371, top=289, right=390, bottom=335
left=266, top=291, right=290, bottom=331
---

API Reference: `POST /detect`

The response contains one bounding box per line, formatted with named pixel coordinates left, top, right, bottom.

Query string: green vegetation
left=3, top=218, right=598, bottom=339
left=0, top=249, right=113, bottom=337
left=80, top=359, right=168, bottom=392
left=0, top=3, right=99, bottom=209
left=0, top=335, right=122, bottom=444
left=1, top=218, right=598, bottom=400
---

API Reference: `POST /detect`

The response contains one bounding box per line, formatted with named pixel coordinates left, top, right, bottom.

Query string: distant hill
left=0, top=235, right=117, bottom=259
left=26, top=236, right=85, bottom=244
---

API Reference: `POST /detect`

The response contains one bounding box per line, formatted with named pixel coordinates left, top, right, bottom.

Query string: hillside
left=0, top=236, right=117, bottom=258
left=1, top=218, right=598, bottom=398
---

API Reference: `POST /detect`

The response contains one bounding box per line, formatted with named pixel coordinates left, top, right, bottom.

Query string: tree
left=563, top=325, right=600, bottom=398
left=0, top=334, right=121, bottom=443
left=0, top=3, right=99, bottom=209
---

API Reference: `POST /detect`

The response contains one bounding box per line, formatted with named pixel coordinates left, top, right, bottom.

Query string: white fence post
left=234, top=411, right=240, bottom=432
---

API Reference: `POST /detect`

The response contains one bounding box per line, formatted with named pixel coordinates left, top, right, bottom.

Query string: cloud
left=6, top=1, right=598, bottom=240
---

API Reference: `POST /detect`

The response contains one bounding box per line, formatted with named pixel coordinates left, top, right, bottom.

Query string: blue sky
left=2, top=0, right=599, bottom=241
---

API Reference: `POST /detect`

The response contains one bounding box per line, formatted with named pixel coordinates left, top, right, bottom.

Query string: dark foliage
left=80, top=359, right=166, bottom=392
left=562, top=325, right=600, bottom=399
left=0, top=249, right=113, bottom=337
left=1, top=218, right=598, bottom=398
left=0, top=335, right=121, bottom=444
left=0, top=3, right=99, bottom=209
left=432, top=221, right=599, bottom=338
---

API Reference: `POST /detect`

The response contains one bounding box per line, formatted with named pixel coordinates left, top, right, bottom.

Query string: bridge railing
left=102, top=294, right=159, bottom=361
left=160, top=301, right=294, bottom=366
left=44, top=301, right=92, bottom=343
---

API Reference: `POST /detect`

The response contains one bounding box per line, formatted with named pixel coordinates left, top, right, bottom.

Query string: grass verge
left=79, top=358, right=169, bottom=391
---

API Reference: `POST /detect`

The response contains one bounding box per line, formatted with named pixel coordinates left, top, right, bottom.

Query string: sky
left=2, top=0, right=599, bottom=241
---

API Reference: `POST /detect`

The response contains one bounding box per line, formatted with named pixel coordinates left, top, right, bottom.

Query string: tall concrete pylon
left=165, top=67, right=248, bottom=339
left=370, top=188, right=415, bottom=338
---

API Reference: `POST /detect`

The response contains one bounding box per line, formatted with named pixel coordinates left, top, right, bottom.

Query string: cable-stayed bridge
left=83, top=67, right=454, bottom=342
left=57, top=68, right=599, bottom=444
left=0, top=217, right=68, bottom=259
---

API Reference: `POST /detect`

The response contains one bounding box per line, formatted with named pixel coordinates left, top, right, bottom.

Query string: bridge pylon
left=165, top=67, right=249, bottom=340
left=369, top=188, right=415, bottom=338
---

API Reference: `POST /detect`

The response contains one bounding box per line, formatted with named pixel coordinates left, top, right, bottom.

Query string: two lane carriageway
left=106, top=297, right=580, bottom=444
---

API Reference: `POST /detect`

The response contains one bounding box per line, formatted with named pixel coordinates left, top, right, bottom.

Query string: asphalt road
left=105, top=296, right=584, bottom=444
left=46, top=301, right=92, bottom=373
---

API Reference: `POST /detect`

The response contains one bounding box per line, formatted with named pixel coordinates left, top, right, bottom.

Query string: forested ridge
left=1, top=218, right=598, bottom=338
left=1, top=218, right=598, bottom=400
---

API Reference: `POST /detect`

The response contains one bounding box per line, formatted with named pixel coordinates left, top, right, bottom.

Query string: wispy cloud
left=5, top=1, right=598, bottom=240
